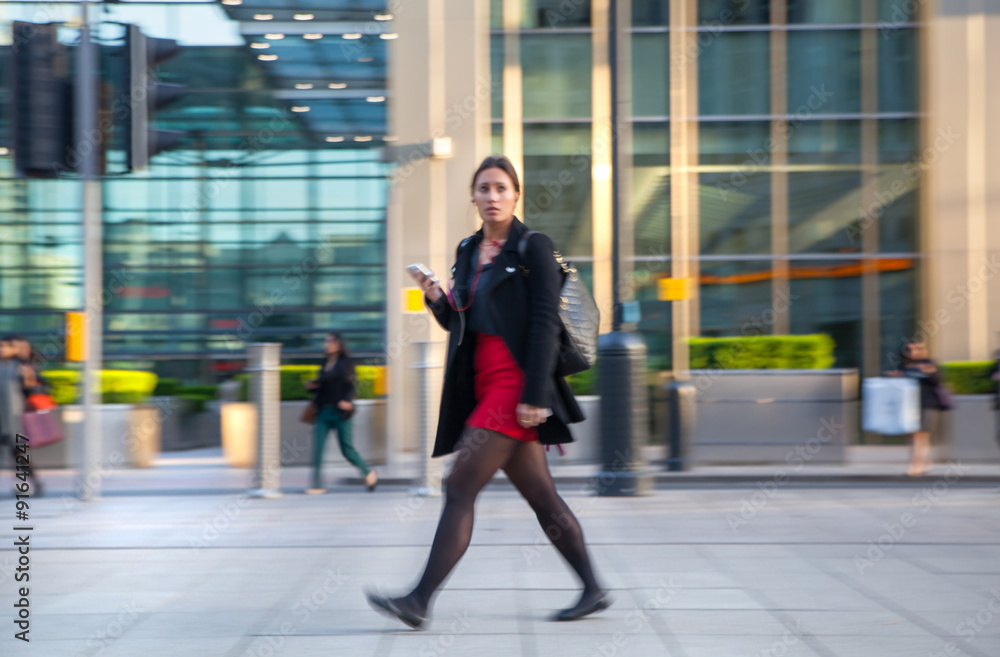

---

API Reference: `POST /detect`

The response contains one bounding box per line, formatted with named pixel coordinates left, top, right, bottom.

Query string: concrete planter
left=220, top=400, right=387, bottom=468
left=941, top=395, right=1000, bottom=463
left=688, top=369, right=859, bottom=464
left=279, top=400, right=387, bottom=467
left=39, top=404, right=162, bottom=469
left=545, top=396, right=601, bottom=465
left=158, top=397, right=222, bottom=452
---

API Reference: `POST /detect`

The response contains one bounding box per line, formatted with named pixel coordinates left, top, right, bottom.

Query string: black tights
left=402, top=428, right=601, bottom=614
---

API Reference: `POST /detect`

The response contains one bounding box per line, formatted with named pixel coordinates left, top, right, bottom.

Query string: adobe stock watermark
left=586, top=578, right=677, bottom=657
left=81, top=601, right=144, bottom=657
left=877, top=0, right=927, bottom=39
left=853, top=462, right=969, bottom=575
left=727, top=415, right=844, bottom=533
left=715, top=85, right=835, bottom=202
left=416, top=610, right=473, bottom=657
left=928, top=589, right=1000, bottom=657
left=848, top=126, right=959, bottom=244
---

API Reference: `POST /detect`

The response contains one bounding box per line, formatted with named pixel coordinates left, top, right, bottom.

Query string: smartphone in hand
left=406, top=263, right=434, bottom=280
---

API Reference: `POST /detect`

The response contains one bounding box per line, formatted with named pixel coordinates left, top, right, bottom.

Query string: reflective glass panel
left=699, top=32, right=770, bottom=116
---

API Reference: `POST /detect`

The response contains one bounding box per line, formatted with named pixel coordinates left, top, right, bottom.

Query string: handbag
left=300, top=402, right=317, bottom=425
left=519, top=231, right=599, bottom=377
left=21, top=410, right=64, bottom=448
left=339, top=406, right=356, bottom=421
left=26, top=393, right=56, bottom=412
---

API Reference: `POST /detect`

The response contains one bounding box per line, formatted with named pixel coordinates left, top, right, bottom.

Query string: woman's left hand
left=516, top=403, right=551, bottom=428
left=337, top=400, right=354, bottom=411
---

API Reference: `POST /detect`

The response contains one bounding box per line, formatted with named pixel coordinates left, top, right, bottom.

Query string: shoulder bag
left=519, top=231, right=599, bottom=377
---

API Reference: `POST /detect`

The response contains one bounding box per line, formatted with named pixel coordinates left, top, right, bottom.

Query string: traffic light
left=10, top=22, right=75, bottom=178
left=121, top=25, right=186, bottom=171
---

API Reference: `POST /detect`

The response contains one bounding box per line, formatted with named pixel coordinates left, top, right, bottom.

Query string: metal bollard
left=593, top=331, right=654, bottom=496
left=412, top=341, right=444, bottom=497
left=247, top=343, right=282, bottom=499
left=665, top=380, right=697, bottom=471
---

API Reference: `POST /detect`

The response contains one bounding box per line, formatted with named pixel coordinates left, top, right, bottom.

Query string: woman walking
left=892, top=341, right=949, bottom=476
left=366, top=155, right=610, bottom=629
left=306, top=333, right=377, bottom=494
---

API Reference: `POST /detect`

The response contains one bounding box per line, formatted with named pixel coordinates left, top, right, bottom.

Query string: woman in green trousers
left=306, top=333, right=378, bottom=494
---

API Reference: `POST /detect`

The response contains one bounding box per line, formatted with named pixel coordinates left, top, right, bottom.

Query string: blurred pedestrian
left=0, top=336, right=42, bottom=495
left=366, top=155, right=609, bottom=630
left=13, top=338, right=46, bottom=495
left=304, top=332, right=377, bottom=494
left=888, top=341, right=949, bottom=476
left=991, top=350, right=1000, bottom=411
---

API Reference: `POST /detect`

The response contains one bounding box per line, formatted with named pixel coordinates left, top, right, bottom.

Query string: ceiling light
left=354, top=136, right=373, bottom=142
left=325, top=136, right=345, bottom=143
left=250, top=42, right=270, bottom=49
left=328, top=82, right=347, bottom=89
left=366, top=96, right=386, bottom=103
left=293, top=13, right=314, bottom=20
left=374, top=13, right=393, bottom=21
left=0, top=147, right=9, bottom=155
left=303, top=33, right=323, bottom=40
left=291, top=106, right=310, bottom=113
left=258, top=54, right=278, bottom=61
left=380, top=33, right=398, bottom=40
left=253, top=13, right=273, bottom=20
left=382, top=136, right=398, bottom=142
left=358, top=57, right=374, bottom=62
left=221, top=0, right=242, bottom=5
left=265, top=33, right=285, bottom=40
left=342, top=33, right=362, bottom=40
left=295, top=83, right=314, bottom=90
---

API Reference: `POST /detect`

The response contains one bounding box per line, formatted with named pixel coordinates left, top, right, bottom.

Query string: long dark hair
left=470, top=155, right=520, bottom=195
left=327, top=332, right=352, bottom=360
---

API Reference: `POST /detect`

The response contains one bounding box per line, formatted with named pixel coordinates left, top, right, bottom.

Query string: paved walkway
left=1, top=453, right=999, bottom=657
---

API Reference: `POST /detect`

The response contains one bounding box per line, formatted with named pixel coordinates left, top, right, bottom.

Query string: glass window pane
left=633, top=0, right=668, bottom=26
left=787, top=0, right=861, bottom=23
left=788, top=172, right=863, bottom=254
left=700, top=172, right=771, bottom=255
left=878, top=28, right=918, bottom=113
left=880, top=258, right=919, bottom=370
left=522, top=0, right=592, bottom=28
left=632, top=123, right=670, bottom=258
left=633, top=33, right=668, bottom=118
left=699, top=32, right=770, bottom=116
left=491, top=34, right=505, bottom=121
left=492, top=123, right=504, bottom=156
left=699, top=0, right=770, bottom=24
left=878, top=118, right=918, bottom=163
left=872, top=165, right=918, bottom=252
left=522, top=123, right=592, bottom=255
left=522, top=35, right=592, bottom=120
left=787, top=120, right=862, bottom=164
left=787, top=31, right=861, bottom=114
left=699, top=121, right=771, bottom=165
left=878, top=0, right=919, bottom=23
left=789, top=259, right=863, bottom=368
left=491, top=0, right=503, bottom=29
left=700, top=261, right=775, bottom=337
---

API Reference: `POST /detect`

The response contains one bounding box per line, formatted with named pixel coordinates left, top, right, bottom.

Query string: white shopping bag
left=862, top=377, right=921, bottom=434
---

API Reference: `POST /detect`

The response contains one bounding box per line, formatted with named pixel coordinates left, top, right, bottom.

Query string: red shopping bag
left=26, top=393, right=57, bottom=411
left=21, top=410, right=64, bottom=448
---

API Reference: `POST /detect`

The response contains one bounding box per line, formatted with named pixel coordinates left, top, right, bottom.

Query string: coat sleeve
left=520, top=232, right=562, bottom=408
left=425, top=243, right=462, bottom=330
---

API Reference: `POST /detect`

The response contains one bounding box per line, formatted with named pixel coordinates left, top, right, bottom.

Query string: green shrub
left=42, top=370, right=158, bottom=405
left=176, top=385, right=218, bottom=398
left=152, top=377, right=181, bottom=397
left=941, top=361, right=998, bottom=395
left=178, top=393, right=214, bottom=414
left=280, top=365, right=320, bottom=401
left=566, top=366, right=597, bottom=396
left=688, top=334, right=835, bottom=370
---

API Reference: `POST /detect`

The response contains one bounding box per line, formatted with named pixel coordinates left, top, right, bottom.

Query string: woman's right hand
left=410, top=268, right=443, bottom=303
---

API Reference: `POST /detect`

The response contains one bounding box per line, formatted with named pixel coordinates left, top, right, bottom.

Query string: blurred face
left=473, top=167, right=519, bottom=227
left=324, top=335, right=341, bottom=356
left=14, top=340, right=30, bottom=360
left=905, top=342, right=928, bottom=360
left=0, top=341, right=14, bottom=359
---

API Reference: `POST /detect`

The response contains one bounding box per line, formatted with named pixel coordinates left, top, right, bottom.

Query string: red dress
left=465, top=333, right=538, bottom=442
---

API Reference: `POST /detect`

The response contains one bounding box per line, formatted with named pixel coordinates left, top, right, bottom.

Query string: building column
left=385, top=0, right=491, bottom=464
left=923, top=1, right=1000, bottom=362
left=860, top=0, right=881, bottom=376
left=669, top=0, right=699, bottom=374
left=769, top=0, right=790, bottom=336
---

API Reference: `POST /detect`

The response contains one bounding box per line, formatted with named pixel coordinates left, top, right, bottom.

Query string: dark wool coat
left=426, top=217, right=585, bottom=457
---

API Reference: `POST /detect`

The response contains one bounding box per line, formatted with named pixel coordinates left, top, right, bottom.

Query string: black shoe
left=365, top=590, right=427, bottom=630
left=554, top=590, right=613, bottom=622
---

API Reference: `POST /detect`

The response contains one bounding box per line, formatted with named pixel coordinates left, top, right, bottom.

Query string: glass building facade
left=0, top=2, right=392, bottom=380
left=491, top=0, right=921, bottom=373
left=0, top=0, right=924, bottom=381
